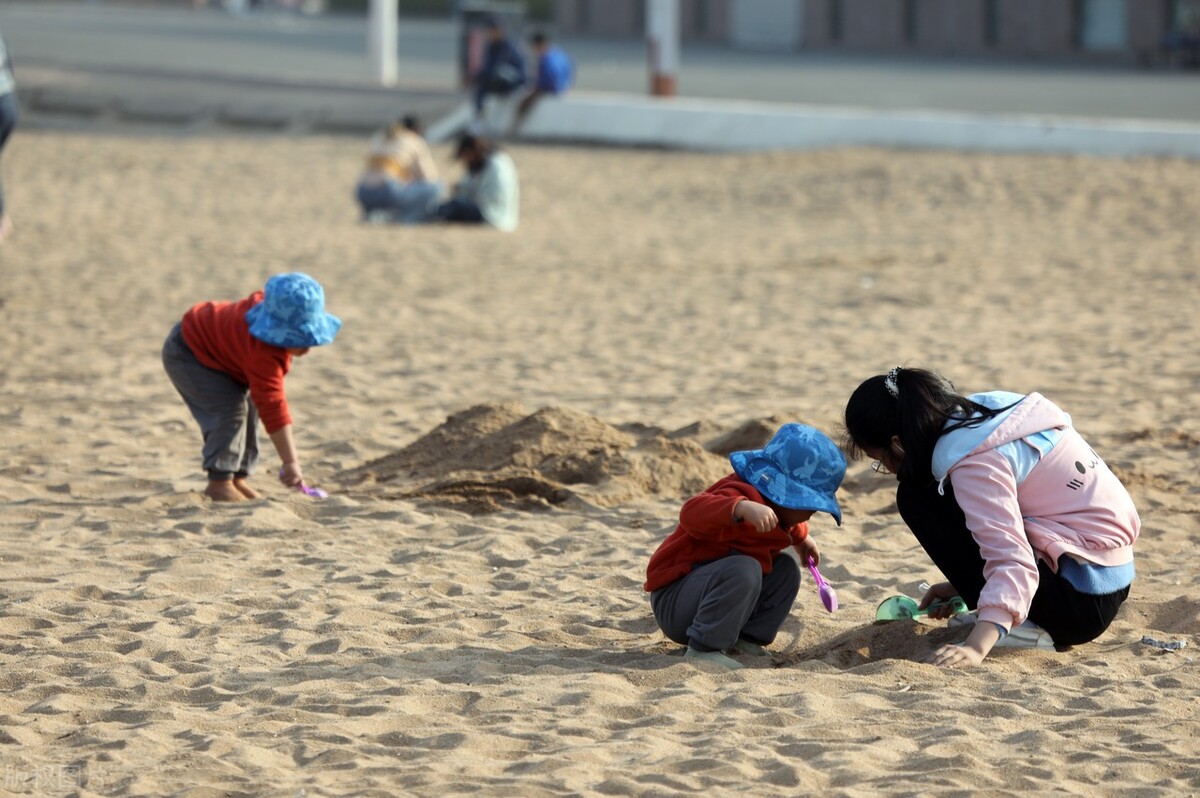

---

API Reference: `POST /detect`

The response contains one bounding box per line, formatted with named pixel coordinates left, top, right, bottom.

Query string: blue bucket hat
left=729, top=423, right=846, bottom=525
left=245, top=273, right=341, bottom=349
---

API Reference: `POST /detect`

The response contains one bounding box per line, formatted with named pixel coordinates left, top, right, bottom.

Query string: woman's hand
left=927, top=643, right=986, bottom=669
left=918, top=581, right=962, bottom=620
left=927, top=622, right=1001, bottom=669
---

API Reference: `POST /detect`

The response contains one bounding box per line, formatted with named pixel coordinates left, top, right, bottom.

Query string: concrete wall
left=1001, top=0, right=1074, bottom=56
left=681, top=0, right=732, bottom=41
left=551, top=0, right=1180, bottom=63
left=554, top=0, right=643, bottom=36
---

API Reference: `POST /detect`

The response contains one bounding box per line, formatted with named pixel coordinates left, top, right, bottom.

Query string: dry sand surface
left=0, top=129, right=1198, bottom=796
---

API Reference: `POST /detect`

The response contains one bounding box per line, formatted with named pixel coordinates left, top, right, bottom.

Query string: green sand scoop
left=875, top=595, right=969, bottom=622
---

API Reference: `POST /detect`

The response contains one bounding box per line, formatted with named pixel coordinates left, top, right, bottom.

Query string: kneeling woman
left=844, top=367, right=1139, bottom=669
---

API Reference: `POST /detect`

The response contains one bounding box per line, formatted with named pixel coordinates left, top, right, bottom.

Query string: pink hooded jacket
left=932, top=392, right=1139, bottom=631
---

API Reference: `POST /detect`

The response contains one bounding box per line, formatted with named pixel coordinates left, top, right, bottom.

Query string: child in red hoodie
left=162, top=273, right=341, bottom=502
left=645, top=424, right=846, bottom=669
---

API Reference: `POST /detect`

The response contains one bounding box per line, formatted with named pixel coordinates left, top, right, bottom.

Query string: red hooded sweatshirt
left=181, top=291, right=294, bottom=433
left=644, top=474, right=809, bottom=593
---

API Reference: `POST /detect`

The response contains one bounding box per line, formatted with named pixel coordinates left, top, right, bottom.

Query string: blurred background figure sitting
left=355, top=114, right=442, bottom=224
left=472, top=15, right=526, bottom=125
left=0, top=30, right=17, bottom=245
left=434, top=134, right=519, bottom=232
left=512, top=31, right=574, bottom=133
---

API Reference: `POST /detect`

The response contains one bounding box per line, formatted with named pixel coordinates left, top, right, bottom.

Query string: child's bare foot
left=232, top=477, right=259, bottom=499
left=0, top=216, right=11, bottom=244
left=204, top=480, right=245, bottom=502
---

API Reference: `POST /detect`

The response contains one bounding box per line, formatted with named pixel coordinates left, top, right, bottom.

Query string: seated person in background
left=513, top=31, right=574, bottom=132
left=355, top=115, right=442, bottom=224
left=435, top=134, right=519, bottom=232
left=473, top=16, right=526, bottom=121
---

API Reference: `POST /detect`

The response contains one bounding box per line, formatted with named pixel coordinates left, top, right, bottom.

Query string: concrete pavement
left=13, top=63, right=463, bottom=137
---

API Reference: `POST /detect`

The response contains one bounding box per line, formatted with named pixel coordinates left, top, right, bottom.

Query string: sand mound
left=780, top=620, right=972, bottom=670
left=701, top=417, right=785, bottom=457
left=337, top=403, right=780, bottom=513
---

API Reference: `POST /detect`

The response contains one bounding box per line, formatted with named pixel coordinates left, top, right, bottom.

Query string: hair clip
left=884, top=367, right=901, bottom=398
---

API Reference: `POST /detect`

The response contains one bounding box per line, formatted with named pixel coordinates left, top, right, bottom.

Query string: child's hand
left=279, top=461, right=304, bottom=488
left=795, top=535, right=819, bottom=566
left=733, top=500, right=778, bottom=533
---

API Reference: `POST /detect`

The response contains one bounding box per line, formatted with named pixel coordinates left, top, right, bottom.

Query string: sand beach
left=0, top=129, right=1197, bottom=795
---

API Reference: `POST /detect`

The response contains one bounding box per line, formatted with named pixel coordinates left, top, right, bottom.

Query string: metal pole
left=368, top=0, right=398, bottom=86
left=646, top=0, right=679, bottom=96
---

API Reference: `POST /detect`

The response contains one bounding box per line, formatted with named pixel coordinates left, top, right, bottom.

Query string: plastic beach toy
left=875, top=595, right=968, bottom=622
left=280, top=470, right=329, bottom=499
left=807, top=557, right=838, bottom=613
left=295, top=483, right=328, bottom=499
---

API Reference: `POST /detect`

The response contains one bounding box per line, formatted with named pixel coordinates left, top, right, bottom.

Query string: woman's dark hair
left=455, top=133, right=492, bottom=157
left=843, top=367, right=1016, bottom=484
left=386, top=114, right=421, bottom=138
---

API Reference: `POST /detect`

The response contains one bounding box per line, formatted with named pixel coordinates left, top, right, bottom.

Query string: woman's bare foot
left=204, top=480, right=245, bottom=502
left=232, top=477, right=259, bottom=499
left=0, top=216, right=11, bottom=244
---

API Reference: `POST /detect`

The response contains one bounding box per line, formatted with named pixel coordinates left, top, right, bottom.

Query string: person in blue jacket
left=472, top=16, right=526, bottom=119
left=513, top=31, right=574, bottom=130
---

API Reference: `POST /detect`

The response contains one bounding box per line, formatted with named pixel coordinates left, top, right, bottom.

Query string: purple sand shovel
left=280, top=470, right=329, bottom=499
left=295, top=483, right=328, bottom=499
left=808, top=557, right=838, bottom=613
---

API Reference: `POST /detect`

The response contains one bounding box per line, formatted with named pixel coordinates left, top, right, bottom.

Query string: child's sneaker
left=948, top=610, right=979, bottom=628
left=684, top=647, right=744, bottom=670
left=730, top=638, right=770, bottom=657
left=992, top=620, right=1055, bottom=650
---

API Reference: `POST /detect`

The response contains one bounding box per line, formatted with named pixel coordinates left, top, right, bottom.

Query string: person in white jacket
left=435, top=134, right=519, bottom=232
left=843, top=367, right=1139, bottom=669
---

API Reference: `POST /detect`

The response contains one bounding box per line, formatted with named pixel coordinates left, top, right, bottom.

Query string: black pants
left=436, top=198, right=486, bottom=224
left=896, top=479, right=1129, bottom=647
left=473, top=73, right=523, bottom=113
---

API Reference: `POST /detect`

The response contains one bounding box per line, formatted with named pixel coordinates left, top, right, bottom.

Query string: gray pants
left=650, top=553, right=801, bottom=652
left=162, top=323, right=260, bottom=479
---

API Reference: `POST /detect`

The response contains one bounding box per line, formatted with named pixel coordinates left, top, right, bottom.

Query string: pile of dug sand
left=779, top=620, right=971, bottom=670
left=337, top=403, right=783, bottom=513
